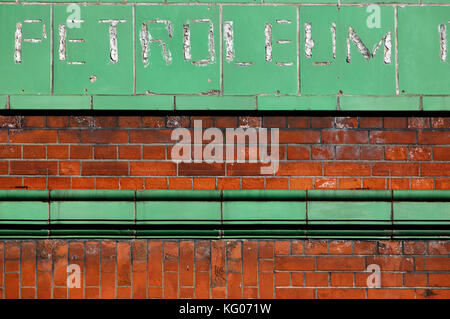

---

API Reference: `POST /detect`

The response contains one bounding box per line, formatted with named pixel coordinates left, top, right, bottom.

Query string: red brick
left=59, top=161, right=80, bottom=175
left=195, top=273, right=210, bottom=299
left=120, top=177, right=143, bottom=190
left=5, top=273, right=19, bottom=299
left=408, top=117, right=429, bottom=129
left=363, top=178, right=385, bottom=190
left=94, top=145, right=117, bottom=159
left=117, top=242, right=131, bottom=286
left=58, top=130, right=80, bottom=143
left=133, top=272, right=148, bottom=299
left=259, top=273, right=274, bottom=298
left=72, top=177, right=95, bottom=189
left=403, top=241, right=426, bottom=255
left=148, top=242, right=163, bottom=286
left=390, top=178, right=410, bottom=190
left=10, top=129, right=57, bottom=143
left=367, top=289, right=415, bottom=299
left=378, top=241, right=402, bottom=255
left=360, top=146, right=383, bottom=160
left=317, top=257, right=364, bottom=271
left=145, top=177, right=167, bottom=189
left=10, top=161, right=57, bottom=175
left=370, top=131, right=416, bottom=144
left=242, top=178, right=265, bottom=190
left=419, top=131, right=450, bottom=144
left=279, top=130, right=320, bottom=143
left=334, top=117, right=358, bottom=129
left=317, top=288, right=365, bottom=299
left=169, top=178, right=192, bottom=190
left=428, top=241, right=450, bottom=255
left=37, top=272, right=52, bottom=299
left=142, top=116, right=165, bottom=128
left=164, top=272, right=179, bottom=298
left=0, top=145, right=21, bottom=158
left=179, top=163, right=225, bottom=176
left=424, top=257, right=450, bottom=271
left=118, top=117, right=141, bottom=128
left=168, top=116, right=190, bottom=128
left=305, top=272, right=328, bottom=287
left=305, top=241, right=328, bottom=255
left=69, top=116, right=94, bottom=128
left=239, top=116, right=261, bottom=128
left=21, top=288, right=36, bottom=299
left=70, top=145, right=92, bottom=159
left=433, top=147, right=450, bottom=161
left=243, top=241, right=258, bottom=287
left=47, top=116, right=68, bottom=128
left=266, top=178, right=289, bottom=189
left=330, top=273, right=353, bottom=287
left=143, top=145, right=166, bottom=160
left=436, top=179, right=450, bottom=189
left=130, top=130, right=172, bottom=143
left=365, top=256, right=413, bottom=271
left=119, top=145, right=141, bottom=160
left=311, top=117, right=333, bottom=128
left=315, top=177, right=337, bottom=189
left=81, top=130, right=128, bottom=144
left=324, top=163, right=371, bottom=176
left=384, top=117, right=407, bottom=128
left=421, top=163, right=450, bottom=176
left=130, top=162, right=176, bottom=176
left=291, top=178, right=313, bottom=189
left=82, top=161, right=128, bottom=176
left=211, top=241, right=226, bottom=288
left=0, top=177, right=22, bottom=189
left=47, top=145, right=69, bottom=159
left=409, top=147, right=432, bottom=161
left=287, top=117, right=309, bottom=128
left=193, top=177, right=216, bottom=190
left=48, top=177, right=70, bottom=189
left=338, top=178, right=361, bottom=190
left=23, top=177, right=46, bottom=189
left=275, top=256, right=315, bottom=271
left=264, top=117, right=286, bottom=128
left=359, top=117, right=382, bottom=128
left=275, top=288, right=314, bottom=299
left=96, top=177, right=119, bottom=189
left=428, top=274, right=450, bottom=287
left=85, top=242, right=100, bottom=287
left=101, top=272, right=115, bottom=299
left=215, top=117, right=237, bottom=128
left=287, top=145, right=310, bottom=160
left=336, top=145, right=359, bottom=160
left=180, top=241, right=194, bottom=287
left=0, top=161, right=8, bottom=175
left=190, top=116, right=214, bottom=128
left=228, top=272, right=243, bottom=298
left=322, top=130, right=368, bottom=144
left=431, top=117, right=450, bottom=128
left=385, top=147, right=407, bottom=161
left=312, top=146, right=334, bottom=160
left=275, top=272, right=291, bottom=286
left=417, top=289, right=450, bottom=299
left=373, top=163, right=419, bottom=176
left=277, top=162, right=322, bottom=176
left=404, top=273, right=427, bottom=287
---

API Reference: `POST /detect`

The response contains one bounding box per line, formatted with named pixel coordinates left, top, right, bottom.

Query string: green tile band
left=0, top=190, right=448, bottom=238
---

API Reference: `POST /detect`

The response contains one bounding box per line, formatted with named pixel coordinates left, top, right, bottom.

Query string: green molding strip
left=0, top=190, right=448, bottom=239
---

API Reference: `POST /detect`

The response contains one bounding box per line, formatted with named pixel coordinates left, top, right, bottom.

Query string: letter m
left=346, top=26, right=391, bottom=64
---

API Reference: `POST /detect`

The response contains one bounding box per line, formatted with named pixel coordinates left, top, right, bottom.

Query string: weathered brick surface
left=0, top=240, right=447, bottom=299
left=0, top=116, right=448, bottom=190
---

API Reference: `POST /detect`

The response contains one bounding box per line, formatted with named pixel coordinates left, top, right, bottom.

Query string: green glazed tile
left=0, top=202, right=48, bottom=224
left=223, top=6, right=298, bottom=95
left=394, top=202, right=450, bottom=224
left=223, top=190, right=306, bottom=201
left=50, top=201, right=135, bottom=224
left=175, top=96, right=255, bottom=110
left=398, top=7, right=450, bottom=94
left=53, top=5, right=133, bottom=94
left=300, top=6, right=396, bottom=95
left=93, top=95, right=174, bottom=110
left=423, top=96, right=450, bottom=111
left=0, top=5, right=51, bottom=94
left=0, top=96, right=6, bottom=109
left=258, top=95, right=337, bottom=111
left=308, top=190, right=391, bottom=201
left=10, top=95, right=91, bottom=110
left=308, top=201, right=391, bottom=224
left=339, top=96, right=420, bottom=111
left=135, top=6, right=220, bottom=94
left=0, top=190, right=49, bottom=201
left=222, top=201, right=306, bottom=224
left=137, top=201, right=221, bottom=224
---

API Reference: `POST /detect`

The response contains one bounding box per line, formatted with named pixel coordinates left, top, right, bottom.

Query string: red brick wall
left=0, top=240, right=449, bottom=299
left=0, top=115, right=449, bottom=299
left=0, top=115, right=449, bottom=190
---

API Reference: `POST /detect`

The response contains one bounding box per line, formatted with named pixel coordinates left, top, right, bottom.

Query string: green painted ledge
left=0, top=190, right=448, bottom=239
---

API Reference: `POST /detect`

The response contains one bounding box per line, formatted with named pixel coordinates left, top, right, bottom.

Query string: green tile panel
left=257, top=96, right=337, bottom=111
left=93, top=95, right=174, bottom=110
left=175, top=96, right=255, bottom=110
left=9, top=95, right=91, bottom=110
left=394, top=202, right=450, bottom=225
left=339, top=96, right=421, bottom=111
left=423, top=97, right=450, bottom=111
left=0, top=202, right=48, bottom=224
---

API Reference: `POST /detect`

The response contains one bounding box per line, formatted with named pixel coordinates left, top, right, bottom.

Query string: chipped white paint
left=58, top=24, right=66, bottom=61
left=224, top=21, right=233, bottom=62
left=235, top=62, right=252, bottom=66
left=331, top=22, right=336, bottom=59
left=440, top=24, right=447, bottom=62
left=305, top=22, right=314, bottom=58
left=140, top=20, right=173, bottom=67
left=277, top=40, right=291, bottom=44
left=265, top=23, right=272, bottom=62
left=99, top=19, right=126, bottom=64
left=347, top=26, right=391, bottom=64
left=276, top=62, right=293, bottom=66
left=14, top=23, right=22, bottom=64
left=183, top=24, right=191, bottom=61
left=276, top=20, right=291, bottom=24
left=59, top=23, right=85, bottom=65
